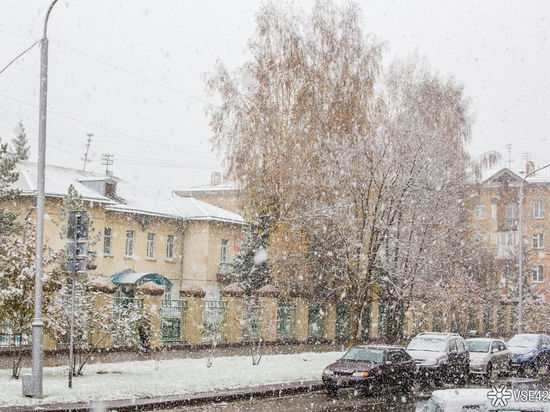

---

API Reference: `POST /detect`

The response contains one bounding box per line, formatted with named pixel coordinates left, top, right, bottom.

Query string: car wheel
left=327, top=386, right=338, bottom=397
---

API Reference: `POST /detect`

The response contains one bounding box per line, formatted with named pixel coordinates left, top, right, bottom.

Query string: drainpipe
left=179, top=218, right=187, bottom=291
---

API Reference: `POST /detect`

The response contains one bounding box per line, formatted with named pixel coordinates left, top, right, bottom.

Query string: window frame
left=533, top=264, right=544, bottom=283
left=533, top=233, right=544, bottom=250
left=125, top=230, right=135, bottom=257
left=220, top=239, right=229, bottom=263
left=505, top=202, right=518, bottom=227
left=533, top=201, right=545, bottom=219
left=103, top=227, right=112, bottom=256
left=146, top=232, right=156, bottom=259
left=474, top=203, right=486, bottom=220
left=166, top=235, right=175, bottom=261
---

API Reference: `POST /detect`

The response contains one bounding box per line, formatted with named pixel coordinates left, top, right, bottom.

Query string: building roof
left=482, top=167, right=550, bottom=186
left=13, top=161, right=243, bottom=225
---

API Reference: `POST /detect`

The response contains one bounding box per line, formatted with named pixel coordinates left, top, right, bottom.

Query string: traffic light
left=67, top=211, right=89, bottom=240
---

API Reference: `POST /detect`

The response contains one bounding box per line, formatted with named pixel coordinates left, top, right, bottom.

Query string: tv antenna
left=101, top=153, right=114, bottom=176
left=81, top=133, right=93, bottom=171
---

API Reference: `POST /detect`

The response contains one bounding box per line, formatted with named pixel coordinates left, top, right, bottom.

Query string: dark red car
left=322, top=345, right=416, bottom=396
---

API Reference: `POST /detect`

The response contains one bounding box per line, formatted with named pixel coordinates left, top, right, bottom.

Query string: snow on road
left=0, top=351, right=344, bottom=407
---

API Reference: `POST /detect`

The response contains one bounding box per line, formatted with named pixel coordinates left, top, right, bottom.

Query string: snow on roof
left=14, top=161, right=113, bottom=202
left=13, top=161, right=243, bottom=224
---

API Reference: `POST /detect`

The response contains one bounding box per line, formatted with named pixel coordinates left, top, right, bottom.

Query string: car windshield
left=407, top=337, right=447, bottom=352
left=508, top=334, right=538, bottom=348
left=466, top=340, right=490, bottom=353
left=341, top=347, right=384, bottom=363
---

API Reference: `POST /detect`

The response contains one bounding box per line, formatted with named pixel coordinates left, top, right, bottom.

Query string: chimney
left=525, top=161, right=535, bottom=176
left=210, top=171, right=222, bottom=186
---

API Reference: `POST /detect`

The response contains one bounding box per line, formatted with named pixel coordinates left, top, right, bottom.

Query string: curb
left=0, top=380, right=325, bottom=412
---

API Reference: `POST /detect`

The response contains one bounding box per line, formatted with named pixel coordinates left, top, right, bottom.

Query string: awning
left=110, top=268, right=172, bottom=287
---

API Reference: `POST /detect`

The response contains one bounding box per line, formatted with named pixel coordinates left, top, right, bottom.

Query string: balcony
left=216, top=262, right=233, bottom=285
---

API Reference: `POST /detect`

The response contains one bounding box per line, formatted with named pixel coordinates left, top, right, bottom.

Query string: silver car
left=466, top=338, right=511, bottom=377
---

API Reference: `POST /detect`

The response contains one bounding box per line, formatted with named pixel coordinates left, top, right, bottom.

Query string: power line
left=0, top=93, right=215, bottom=159
left=51, top=40, right=216, bottom=106
left=0, top=40, right=39, bottom=75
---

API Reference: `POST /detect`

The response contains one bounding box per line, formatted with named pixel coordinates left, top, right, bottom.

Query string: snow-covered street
left=0, top=351, right=343, bottom=407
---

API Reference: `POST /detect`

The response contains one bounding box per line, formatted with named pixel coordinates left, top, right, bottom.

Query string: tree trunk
left=347, top=301, right=361, bottom=348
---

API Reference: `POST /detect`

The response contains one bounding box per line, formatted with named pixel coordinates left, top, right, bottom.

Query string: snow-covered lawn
left=0, top=351, right=344, bottom=407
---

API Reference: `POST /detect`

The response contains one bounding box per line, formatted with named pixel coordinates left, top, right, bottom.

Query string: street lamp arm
left=43, top=0, right=59, bottom=38
left=522, top=163, right=550, bottom=185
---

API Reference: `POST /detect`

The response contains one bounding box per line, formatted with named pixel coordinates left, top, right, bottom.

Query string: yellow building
left=470, top=163, right=550, bottom=332
left=11, top=161, right=243, bottom=299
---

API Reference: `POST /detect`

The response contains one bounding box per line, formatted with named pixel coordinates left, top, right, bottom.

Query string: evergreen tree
left=0, top=139, right=21, bottom=236
left=230, top=217, right=270, bottom=295
left=11, top=122, right=30, bottom=161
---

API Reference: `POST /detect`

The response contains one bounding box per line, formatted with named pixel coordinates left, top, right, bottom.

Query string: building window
left=533, top=233, right=544, bottom=249
left=533, top=265, right=544, bottom=283
left=220, top=239, right=228, bottom=263
left=166, top=235, right=175, bottom=260
left=103, top=228, right=112, bottom=255
left=497, top=231, right=517, bottom=247
left=146, top=233, right=156, bottom=259
left=474, top=203, right=486, bottom=220
left=125, top=230, right=135, bottom=257
left=505, top=202, right=517, bottom=227
left=534, top=201, right=545, bottom=219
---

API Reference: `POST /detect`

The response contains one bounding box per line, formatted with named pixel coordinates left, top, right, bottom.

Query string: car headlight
left=323, top=369, right=334, bottom=375
left=521, top=351, right=535, bottom=360
left=352, top=371, right=369, bottom=377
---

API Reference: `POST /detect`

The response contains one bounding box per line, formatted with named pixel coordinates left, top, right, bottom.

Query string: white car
left=466, top=338, right=511, bottom=378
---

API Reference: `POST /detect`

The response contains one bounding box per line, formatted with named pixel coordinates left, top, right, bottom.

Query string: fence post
left=221, top=284, right=245, bottom=344
left=323, top=302, right=336, bottom=341
left=179, top=284, right=206, bottom=345
left=257, top=284, right=279, bottom=342
left=136, top=282, right=164, bottom=347
left=89, top=277, right=117, bottom=349
left=294, top=296, right=308, bottom=342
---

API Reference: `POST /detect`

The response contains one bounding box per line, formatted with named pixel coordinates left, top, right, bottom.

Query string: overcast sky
left=1, top=0, right=549, bottom=192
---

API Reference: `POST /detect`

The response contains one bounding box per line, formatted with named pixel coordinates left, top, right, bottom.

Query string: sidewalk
left=0, top=351, right=342, bottom=410
left=1, top=380, right=324, bottom=411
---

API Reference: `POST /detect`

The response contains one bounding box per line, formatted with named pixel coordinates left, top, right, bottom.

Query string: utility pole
left=82, top=133, right=93, bottom=171
left=101, top=153, right=114, bottom=176
left=505, top=144, right=513, bottom=170
left=24, top=0, right=59, bottom=399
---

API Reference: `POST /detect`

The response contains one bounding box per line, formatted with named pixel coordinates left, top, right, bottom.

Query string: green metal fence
left=0, top=321, right=31, bottom=347
left=203, top=300, right=228, bottom=343
left=242, top=300, right=262, bottom=340
left=307, top=303, right=324, bottom=339
left=277, top=301, right=296, bottom=340
left=161, top=300, right=187, bottom=341
left=114, top=296, right=144, bottom=310
left=335, top=303, right=349, bottom=342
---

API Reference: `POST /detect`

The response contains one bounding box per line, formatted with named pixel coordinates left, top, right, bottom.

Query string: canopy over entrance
left=110, top=268, right=172, bottom=287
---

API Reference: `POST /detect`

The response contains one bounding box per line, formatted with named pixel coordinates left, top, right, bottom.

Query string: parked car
left=508, top=333, right=550, bottom=376
left=466, top=338, right=511, bottom=378
left=406, top=332, right=469, bottom=385
left=322, top=345, right=416, bottom=396
left=422, top=388, right=550, bottom=412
